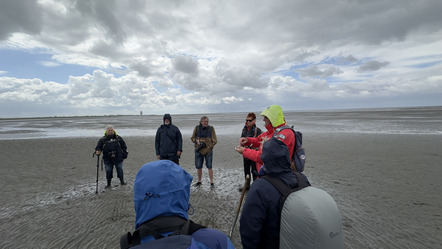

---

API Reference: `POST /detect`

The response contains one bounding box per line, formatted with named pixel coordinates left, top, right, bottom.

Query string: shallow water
left=1, top=106, right=441, bottom=140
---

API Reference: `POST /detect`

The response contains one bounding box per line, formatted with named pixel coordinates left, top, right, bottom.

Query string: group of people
left=94, top=105, right=342, bottom=249
left=94, top=114, right=217, bottom=189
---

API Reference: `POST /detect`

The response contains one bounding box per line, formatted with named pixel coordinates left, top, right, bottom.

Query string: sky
left=0, top=0, right=441, bottom=118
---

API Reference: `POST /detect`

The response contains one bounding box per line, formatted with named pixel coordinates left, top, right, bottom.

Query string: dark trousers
left=160, top=153, right=180, bottom=165
left=243, top=158, right=257, bottom=181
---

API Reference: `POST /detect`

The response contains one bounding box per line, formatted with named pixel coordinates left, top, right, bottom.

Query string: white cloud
left=0, top=0, right=441, bottom=117
left=40, top=60, right=61, bottom=67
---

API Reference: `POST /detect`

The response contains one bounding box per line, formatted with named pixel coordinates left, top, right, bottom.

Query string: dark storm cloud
left=75, top=0, right=126, bottom=44
left=358, top=60, right=390, bottom=72
left=0, top=0, right=43, bottom=40
left=130, top=61, right=152, bottom=78
left=172, top=55, right=199, bottom=75
left=297, top=65, right=343, bottom=78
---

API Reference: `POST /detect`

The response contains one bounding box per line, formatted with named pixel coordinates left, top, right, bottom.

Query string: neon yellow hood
left=260, top=105, right=285, bottom=127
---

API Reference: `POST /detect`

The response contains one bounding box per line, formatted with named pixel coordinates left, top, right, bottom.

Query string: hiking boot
left=193, top=182, right=202, bottom=187
left=120, top=178, right=127, bottom=185
left=105, top=179, right=111, bottom=189
left=210, top=183, right=214, bottom=188
left=238, top=179, right=251, bottom=192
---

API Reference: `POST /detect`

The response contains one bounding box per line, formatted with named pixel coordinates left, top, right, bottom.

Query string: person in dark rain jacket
left=155, top=114, right=183, bottom=164
left=239, top=136, right=310, bottom=249
left=95, top=125, right=128, bottom=188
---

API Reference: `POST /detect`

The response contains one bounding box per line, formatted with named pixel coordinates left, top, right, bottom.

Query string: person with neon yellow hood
left=235, top=105, right=303, bottom=249
left=235, top=105, right=295, bottom=175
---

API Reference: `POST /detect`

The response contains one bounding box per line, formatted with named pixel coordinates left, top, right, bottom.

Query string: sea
left=1, top=106, right=441, bottom=140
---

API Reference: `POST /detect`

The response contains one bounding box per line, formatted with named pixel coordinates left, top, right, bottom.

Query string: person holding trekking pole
left=155, top=113, right=183, bottom=165
left=95, top=125, right=128, bottom=189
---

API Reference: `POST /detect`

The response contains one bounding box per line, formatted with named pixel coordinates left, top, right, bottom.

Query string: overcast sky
left=1, top=0, right=441, bottom=118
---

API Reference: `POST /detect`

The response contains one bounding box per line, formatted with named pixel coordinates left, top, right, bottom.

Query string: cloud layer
left=1, top=0, right=441, bottom=117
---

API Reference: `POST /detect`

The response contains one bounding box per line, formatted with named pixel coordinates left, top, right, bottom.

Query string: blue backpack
left=274, top=125, right=306, bottom=172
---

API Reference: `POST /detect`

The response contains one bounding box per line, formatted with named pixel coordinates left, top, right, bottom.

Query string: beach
left=1, top=108, right=442, bottom=248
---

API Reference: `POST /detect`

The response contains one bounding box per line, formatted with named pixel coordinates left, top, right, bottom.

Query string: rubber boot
left=238, top=178, right=251, bottom=192
left=120, top=177, right=126, bottom=186
left=105, top=179, right=111, bottom=189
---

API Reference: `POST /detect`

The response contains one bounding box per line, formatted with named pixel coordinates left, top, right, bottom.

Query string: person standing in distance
left=155, top=114, right=183, bottom=164
left=95, top=125, right=128, bottom=188
left=191, top=116, right=217, bottom=187
left=239, top=112, right=262, bottom=191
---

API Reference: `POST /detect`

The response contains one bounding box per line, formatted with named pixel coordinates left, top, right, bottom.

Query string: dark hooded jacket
left=95, top=132, right=127, bottom=163
left=239, top=137, right=309, bottom=249
left=155, top=114, right=183, bottom=158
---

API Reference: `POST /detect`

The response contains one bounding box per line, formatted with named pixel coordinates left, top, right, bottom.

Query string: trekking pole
left=229, top=174, right=250, bottom=238
left=92, top=152, right=100, bottom=194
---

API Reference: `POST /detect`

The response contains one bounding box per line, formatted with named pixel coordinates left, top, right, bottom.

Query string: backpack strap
left=188, top=220, right=206, bottom=234
left=120, top=217, right=206, bottom=249
left=274, top=125, right=291, bottom=134
left=120, top=230, right=141, bottom=249
left=262, top=173, right=310, bottom=215
left=161, top=126, right=178, bottom=147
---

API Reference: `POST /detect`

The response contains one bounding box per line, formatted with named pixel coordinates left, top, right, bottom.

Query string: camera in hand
left=195, top=141, right=206, bottom=152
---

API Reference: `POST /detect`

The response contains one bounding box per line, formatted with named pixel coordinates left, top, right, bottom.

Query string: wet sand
left=1, top=133, right=441, bottom=248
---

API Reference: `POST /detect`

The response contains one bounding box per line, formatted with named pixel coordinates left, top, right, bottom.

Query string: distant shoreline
left=1, top=105, right=441, bottom=120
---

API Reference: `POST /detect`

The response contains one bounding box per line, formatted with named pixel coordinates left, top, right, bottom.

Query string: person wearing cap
left=155, top=113, right=183, bottom=164
left=235, top=105, right=295, bottom=175
left=120, top=160, right=235, bottom=249
left=238, top=137, right=310, bottom=249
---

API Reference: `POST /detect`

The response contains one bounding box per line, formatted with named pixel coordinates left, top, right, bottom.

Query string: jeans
left=195, top=151, right=213, bottom=169
left=104, top=161, right=124, bottom=180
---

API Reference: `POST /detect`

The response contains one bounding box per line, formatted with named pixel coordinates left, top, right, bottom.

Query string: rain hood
left=260, top=137, right=293, bottom=175
left=133, top=160, right=193, bottom=229
left=163, top=113, right=172, bottom=124
left=260, top=105, right=285, bottom=127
